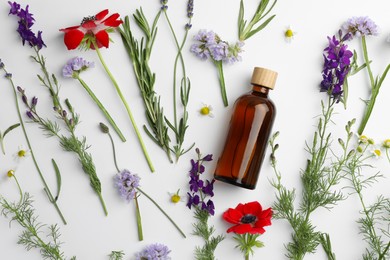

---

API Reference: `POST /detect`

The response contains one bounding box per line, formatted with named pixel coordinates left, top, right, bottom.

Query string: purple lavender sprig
left=320, top=30, right=353, bottom=104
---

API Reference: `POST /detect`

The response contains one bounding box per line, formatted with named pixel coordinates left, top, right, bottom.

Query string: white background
left=1, top=0, right=390, bottom=259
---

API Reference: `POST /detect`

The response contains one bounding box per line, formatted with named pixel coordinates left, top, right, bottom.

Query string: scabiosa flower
left=114, top=169, right=140, bottom=202
left=62, top=57, right=94, bottom=78
left=341, top=16, right=379, bottom=39
left=8, top=1, right=46, bottom=50
left=320, top=30, right=353, bottom=103
left=59, top=9, right=123, bottom=50
left=135, top=243, right=171, bottom=260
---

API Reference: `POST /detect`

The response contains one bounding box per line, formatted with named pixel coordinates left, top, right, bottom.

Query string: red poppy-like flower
left=59, top=9, right=123, bottom=50
left=223, top=201, right=272, bottom=234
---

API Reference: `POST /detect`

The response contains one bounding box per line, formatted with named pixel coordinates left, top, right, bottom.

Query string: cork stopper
left=251, top=67, right=278, bottom=89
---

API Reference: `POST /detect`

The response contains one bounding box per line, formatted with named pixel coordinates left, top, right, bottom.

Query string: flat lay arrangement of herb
left=1, top=1, right=389, bottom=260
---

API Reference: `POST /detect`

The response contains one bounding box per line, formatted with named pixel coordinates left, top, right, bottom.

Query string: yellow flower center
left=18, top=149, right=27, bottom=157
left=171, top=194, right=181, bottom=203
left=373, top=149, right=381, bottom=157
left=285, top=29, right=294, bottom=37
left=200, top=107, right=210, bottom=115
left=7, top=170, right=14, bottom=178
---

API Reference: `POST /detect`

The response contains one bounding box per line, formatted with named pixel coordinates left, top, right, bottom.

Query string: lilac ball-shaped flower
left=62, top=57, right=94, bottom=78
left=341, top=16, right=379, bottom=39
left=114, top=169, right=140, bottom=202
left=135, top=243, right=171, bottom=260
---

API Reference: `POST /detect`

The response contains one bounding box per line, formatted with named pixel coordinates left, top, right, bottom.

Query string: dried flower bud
left=26, top=110, right=35, bottom=120
left=99, top=122, right=110, bottom=134
left=31, top=96, right=38, bottom=107
left=22, top=94, right=28, bottom=105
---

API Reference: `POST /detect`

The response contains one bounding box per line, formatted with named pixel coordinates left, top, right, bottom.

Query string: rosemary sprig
left=269, top=97, right=348, bottom=259
left=118, top=11, right=173, bottom=163
left=19, top=47, right=108, bottom=216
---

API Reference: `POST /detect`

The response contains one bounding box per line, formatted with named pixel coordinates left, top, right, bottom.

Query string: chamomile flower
left=169, top=189, right=184, bottom=204
left=371, top=147, right=382, bottom=158
left=284, top=25, right=297, bottom=43
left=199, top=103, right=214, bottom=117
left=13, top=146, right=30, bottom=161
left=382, top=139, right=390, bottom=149
left=357, top=134, right=373, bottom=144
left=7, top=169, right=15, bottom=178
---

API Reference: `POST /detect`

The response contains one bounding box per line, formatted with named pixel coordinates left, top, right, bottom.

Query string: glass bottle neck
left=252, top=85, right=270, bottom=95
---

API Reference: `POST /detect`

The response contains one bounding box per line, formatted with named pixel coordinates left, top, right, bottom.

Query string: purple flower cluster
left=190, top=30, right=244, bottom=64
left=62, top=57, right=94, bottom=78
left=135, top=243, right=171, bottom=260
left=187, top=148, right=215, bottom=215
left=320, top=31, right=353, bottom=102
left=8, top=1, right=45, bottom=50
left=114, top=169, right=140, bottom=202
left=341, top=16, right=379, bottom=39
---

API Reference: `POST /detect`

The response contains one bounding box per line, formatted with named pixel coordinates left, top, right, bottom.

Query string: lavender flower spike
left=114, top=169, right=140, bottom=202
left=135, top=243, right=171, bottom=260
left=341, top=16, right=379, bottom=39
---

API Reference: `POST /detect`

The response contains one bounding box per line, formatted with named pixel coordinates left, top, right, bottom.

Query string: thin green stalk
left=214, top=60, right=228, bottom=107
left=76, top=76, right=126, bottom=142
left=93, top=42, right=154, bottom=172
left=134, top=195, right=143, bottom=241
left=137, top=187, right=186, bottom=238
left=3, top=67, right=67, bottom=225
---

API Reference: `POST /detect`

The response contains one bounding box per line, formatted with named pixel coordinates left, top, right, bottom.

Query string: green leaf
left=3, top=123, right=20, bottom=137
left=51, top=159, right=62, bottom=201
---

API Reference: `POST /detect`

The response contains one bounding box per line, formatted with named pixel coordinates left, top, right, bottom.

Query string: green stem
left=214, top=60, right=228, bottom=106
left=93, top=43, right=154, bottom=172
left=137, top=187, right=186, bottom=238
left=4, top=68, right=67, bottom=225
left=76, top=76, right=126, bottom=142
left=134, top=194, right=143, bottom=241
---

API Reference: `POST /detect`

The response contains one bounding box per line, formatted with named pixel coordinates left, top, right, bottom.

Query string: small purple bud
left=53, top=106, right=58, bottom=112
left=62, top=110, right=67, bottom=118
left=17, top=86, right=24, bottom=93
left=22, top=95, right=28, bottom=105
left=32, top=96, right=38, bottom=106
left=0, top=61, right=4, bottom=69
left=5, top=73, right=12, bottom=79
left=26, top=110, right=35, bottom=120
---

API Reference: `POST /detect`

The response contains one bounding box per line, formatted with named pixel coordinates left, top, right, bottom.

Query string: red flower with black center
left=59, top=9, right=123, bottom=50
left=223, top=201, right=272, bottom=234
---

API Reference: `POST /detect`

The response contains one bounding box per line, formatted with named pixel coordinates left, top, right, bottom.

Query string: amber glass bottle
left=214, top=67, right=277, bottom=189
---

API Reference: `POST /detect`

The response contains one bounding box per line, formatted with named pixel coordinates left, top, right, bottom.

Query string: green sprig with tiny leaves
left=0, top=173, right=75, bottom=260
left=269, top=96, right=349, bottom=260
left=192, top=207, right=225, bottom=260
left=339, top=119, right=390, bottom=260
left=108, top=251, right=125, bottom=260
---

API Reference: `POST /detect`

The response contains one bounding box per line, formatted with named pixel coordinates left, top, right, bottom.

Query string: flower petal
left=62, top=29, right=85, bottom=50
left=95, top=9, right=108, bottom=21
left=223, top=208, right=243, bottom=224
left=227, top=223, right=252, bottom=234
left=95, top=30, right=110, bottom=48
left=102, top=13, right=122, bottom=27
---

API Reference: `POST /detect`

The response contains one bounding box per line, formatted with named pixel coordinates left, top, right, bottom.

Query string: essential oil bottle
left=214, top=67, right=277, bottom=189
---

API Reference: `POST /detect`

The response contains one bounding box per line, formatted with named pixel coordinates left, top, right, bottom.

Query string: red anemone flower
left=59, top=9, right=123, bottom=50
left=223, top=201, right=272, bottom=234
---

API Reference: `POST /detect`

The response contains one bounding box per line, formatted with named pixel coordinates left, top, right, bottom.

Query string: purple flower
left=191, top=30, right=243, bottom=64
left=186, top=148, right=215, bottom=215
left=187, top=0, right=194, bottom=18
left=135, top=243, right=171, bottom=260
left=62, top=57, right=94, bottom=78
left=320, top=31, right=353, bottom=102
left=341, top=16, right=379, bottom=39
left=8, top=1, right=46, bottom=50
left=0, top=60, right=4, bottom=69
left=114, top=169, right=140, bottom=202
